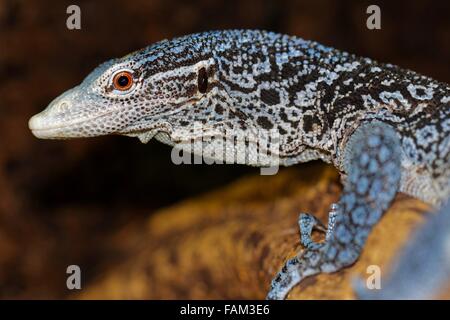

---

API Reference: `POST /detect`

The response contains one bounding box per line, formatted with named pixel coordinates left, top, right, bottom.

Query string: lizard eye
left=197, top=67, right=208, bottom=94
left=112, top=71, right=134, bottom=91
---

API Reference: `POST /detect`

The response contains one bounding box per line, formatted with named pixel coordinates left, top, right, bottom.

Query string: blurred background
left=0, top=0, right=449, bottom=298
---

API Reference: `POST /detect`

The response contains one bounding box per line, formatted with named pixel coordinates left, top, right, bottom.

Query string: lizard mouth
left=28, top=110, right=115, bottom=139
left=29, top=126, right=66, bottom=139
left=28, top=113, right=68, bottom=139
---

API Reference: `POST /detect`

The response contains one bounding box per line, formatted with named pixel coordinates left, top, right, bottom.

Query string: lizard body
left=28, top=30, right=450, bottom=299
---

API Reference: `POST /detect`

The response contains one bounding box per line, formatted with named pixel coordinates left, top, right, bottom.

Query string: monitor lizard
left=28, top=30, right=450, bottom=299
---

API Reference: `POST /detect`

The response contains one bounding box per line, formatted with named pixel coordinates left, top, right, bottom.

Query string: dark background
left=0, top=0, right=449, bottom=298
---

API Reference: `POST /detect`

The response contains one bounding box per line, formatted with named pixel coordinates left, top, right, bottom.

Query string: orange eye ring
left=113, top=71, right=134, bottom=91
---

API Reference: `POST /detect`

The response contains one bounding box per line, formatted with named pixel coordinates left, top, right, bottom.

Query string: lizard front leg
left=267, top=121, right=402, bottom=300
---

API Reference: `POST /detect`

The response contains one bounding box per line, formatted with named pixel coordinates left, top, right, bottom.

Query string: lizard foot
left=266, top=121, right=402, bottom=300
left=298, top=203, right=340, bottom=249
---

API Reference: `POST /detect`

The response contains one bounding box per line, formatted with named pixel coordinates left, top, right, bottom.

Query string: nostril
left=57, top=101, right=70, bottom=113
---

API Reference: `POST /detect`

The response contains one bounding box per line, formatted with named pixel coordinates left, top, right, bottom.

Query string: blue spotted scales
left=29, top=30, right=449, bottom=299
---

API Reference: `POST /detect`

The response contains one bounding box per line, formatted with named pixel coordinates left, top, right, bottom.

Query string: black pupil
left=198, top=68, right=208, bottom=93
left=118, top=75, right=129, bottom=87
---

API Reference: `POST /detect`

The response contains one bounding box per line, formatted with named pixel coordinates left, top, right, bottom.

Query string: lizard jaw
left=28, top=108, right=117, bottom=139
left=28, top=112, right=65, bottom=139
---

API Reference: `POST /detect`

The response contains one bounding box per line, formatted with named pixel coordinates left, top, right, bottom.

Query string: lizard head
left=28, top=34, right=230, bottom=143
left=29, top=30, right=307, bottom=166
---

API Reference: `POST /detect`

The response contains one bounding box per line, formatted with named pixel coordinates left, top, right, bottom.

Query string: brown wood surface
left=73, top=162, right=446, bottom=299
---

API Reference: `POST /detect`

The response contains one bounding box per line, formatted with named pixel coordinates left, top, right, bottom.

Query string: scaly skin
left=28, top=30, right=450, bottom=299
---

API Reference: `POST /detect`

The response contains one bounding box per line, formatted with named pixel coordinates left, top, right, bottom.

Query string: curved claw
left=298, top=203, right=341, bottom=248
left=325, top=203, right=340, bottom=241
left=298, top=213, right=326, bottom=249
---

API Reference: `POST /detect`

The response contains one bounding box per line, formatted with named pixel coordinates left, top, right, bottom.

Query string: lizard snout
left=28, top=111, right=56, bottom=139
left=28, top=99, right=73, bottom=139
